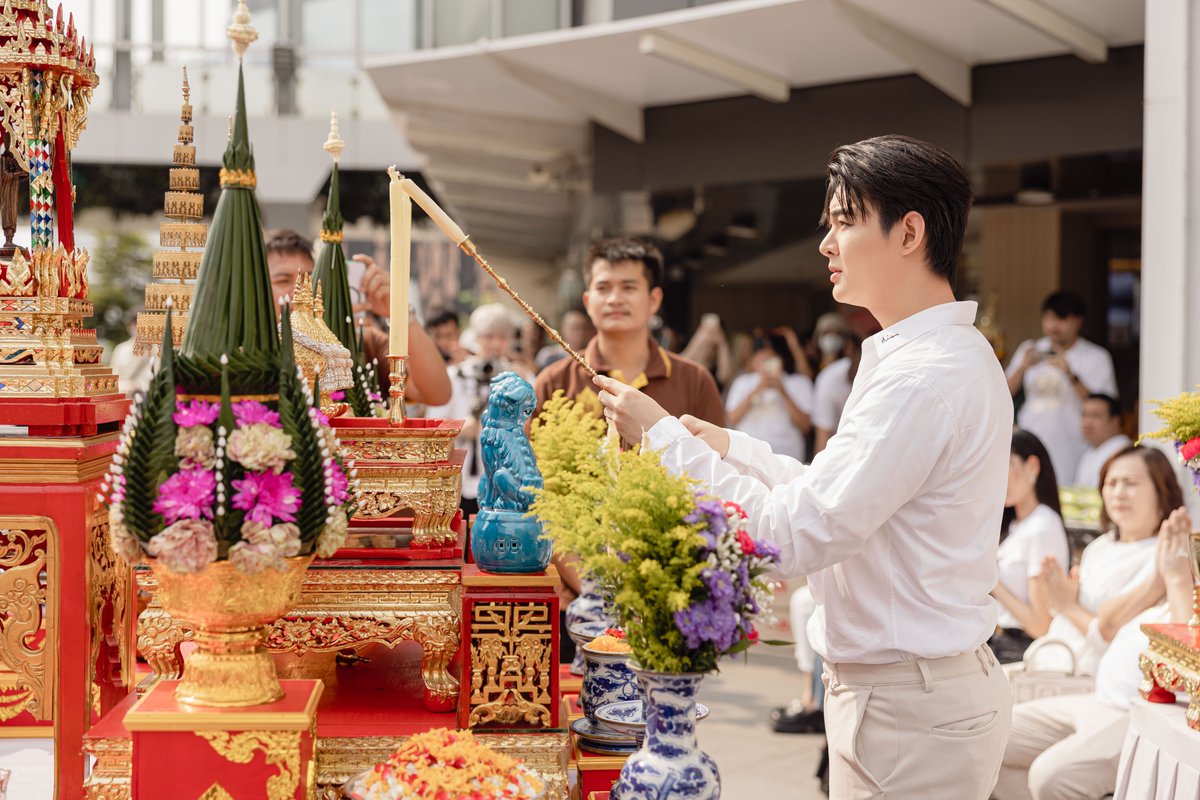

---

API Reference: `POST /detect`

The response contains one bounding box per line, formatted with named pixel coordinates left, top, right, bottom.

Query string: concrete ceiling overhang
left=365, top=0, right=1143, bottom=262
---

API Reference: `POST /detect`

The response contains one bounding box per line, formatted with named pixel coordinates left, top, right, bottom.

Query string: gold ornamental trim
left=135, top=311, right=187, bottom=354
left=0, top=518, right=58, bottom=723
left=199, top=785, right=235, bottom=800
left=0, top=724, right=53, bottom=738
left=168, top=167, right=200, bottom=192
left=0, top=453, right=115, bottom=483
left=197, top=730, right=302, bottom=800
left=164, top=190, right=204, bottom=220
left=143, top=283, right=195, bottom=312
left=318, top=230, right=343, bottom=243
left=151, top=249, right=203, bottom=279
left=124, top=686, right=321, bottom=732
left=82, top=733, right=133, bottom=800
left=219, top=168, right=257, bottom=188
left=173, top=144, right=196, bottom=166
left=159, top=221, right=207, bottom=249
left=463, top=565, right=559, bottom=588
left=467, top=601, right=554, bottom=728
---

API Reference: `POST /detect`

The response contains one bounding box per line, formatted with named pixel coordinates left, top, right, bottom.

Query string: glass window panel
left=503, top=0, right=559, bottom=36
left=300, top=0, right=354, bottom=54
left=433, top=0, right=490, bottom=47
left=360, top=0, right=417, bottom=54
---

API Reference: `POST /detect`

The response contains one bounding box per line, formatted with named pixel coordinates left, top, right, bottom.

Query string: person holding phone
left=1005, top=291, right=1117, bottom=482
left=725, top=334, right=813, bottom=462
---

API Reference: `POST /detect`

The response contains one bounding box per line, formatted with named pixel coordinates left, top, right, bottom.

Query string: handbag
left=1007, top=639, right=1094, bottom=703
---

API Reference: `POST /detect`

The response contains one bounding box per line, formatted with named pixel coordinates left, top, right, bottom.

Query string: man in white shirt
left=596, top=135, right=1013, bottom=798
left=1005, top=291, right=1118, bottom=483
left=1073, top=393, right=1132, bottom=489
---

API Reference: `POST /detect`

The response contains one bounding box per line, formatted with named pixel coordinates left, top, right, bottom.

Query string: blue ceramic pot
left=610, top=669, right=719, bottom=800
left=566, top=578, right=614, bottom=675
left=581, top=642, right=639, bottom=723
left=470, top=509, right=552, bottom=573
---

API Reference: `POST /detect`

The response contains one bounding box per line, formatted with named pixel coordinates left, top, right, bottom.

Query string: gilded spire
left=323, top=111, right=344, bottom=165
left=226, top=0, right=258, bottom=61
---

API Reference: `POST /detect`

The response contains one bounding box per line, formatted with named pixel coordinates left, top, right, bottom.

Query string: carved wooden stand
left=1139, top=623, right=1200, bottom=728
left=0, top=409, right=135, bottom=799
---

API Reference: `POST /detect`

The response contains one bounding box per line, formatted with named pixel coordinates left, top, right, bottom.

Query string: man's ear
left=898, top=210, right=926, bottom=258
left=648, top=286, right=663, bottom=316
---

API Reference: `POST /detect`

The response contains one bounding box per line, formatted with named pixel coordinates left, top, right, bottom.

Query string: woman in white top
left=1027, top=445, right=1186, bottom=675
left=724, top=335, right=812, bottom=462
left=990, top=430, right=1070, bottom=662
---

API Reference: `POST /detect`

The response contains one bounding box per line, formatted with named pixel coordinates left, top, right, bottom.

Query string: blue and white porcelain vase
left=610, top=668, right=720, bottom=800
left=566, top=577, right=613, bottom=675
left=580, top=641, right=640, bottom=723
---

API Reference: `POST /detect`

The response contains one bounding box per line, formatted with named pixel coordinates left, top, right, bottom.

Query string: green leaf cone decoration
left=276, top=301, right=328, bottom=545
left=311, top=157, right=376, bottom=416
left=148, top=303, right=179, bottom=481
left=181, top=64, right=277, bottom=360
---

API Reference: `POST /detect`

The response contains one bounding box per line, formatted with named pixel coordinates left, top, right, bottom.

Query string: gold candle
left=386, top=166, right=411, bottom=357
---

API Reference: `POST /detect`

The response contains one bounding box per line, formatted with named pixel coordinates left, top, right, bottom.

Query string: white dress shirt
left=1074, top=434, right=1132, bottom=489
left=995, top=504, right=1070, bottom=631
left=647, top=301, right=1012, bottom=664
left=1007, top=336, right=1117, bottom=484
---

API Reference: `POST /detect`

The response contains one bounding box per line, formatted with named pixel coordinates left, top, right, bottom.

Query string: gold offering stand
left=1139, top=622, right=1200, bottom=729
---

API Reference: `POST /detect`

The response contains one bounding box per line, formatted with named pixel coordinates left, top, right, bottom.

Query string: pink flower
left=153, top=468, right=216, bottom=523
left=146, top=519, right=218, bottom=573
left=329, top=390, right=345, bottom=402
left=173, top=400, right=220, bottom=428
left=313, top=408, right=330, bottom=427
left=326, top=460, right=350, bottom=505
left=233, top=400, right=281, bottom=429
left=231, top=471, right=302, bottom=526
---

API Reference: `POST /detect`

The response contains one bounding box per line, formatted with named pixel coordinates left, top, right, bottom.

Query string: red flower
left=723, top=500, right=748, bottom=519
left=747, top=627, right=759, bottom=643
left=605, top=627, right=626, bottom=639
left=1182, top=436, right=1200, bottom=463
left=737, top=529, right=757, bottom=555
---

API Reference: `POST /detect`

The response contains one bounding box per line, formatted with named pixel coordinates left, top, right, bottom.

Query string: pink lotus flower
left=153, top=468, right=216, bottom=523
left=233, top=400, right=282, bottom=429
left=231, top=471, right=301, bottom=526
left=146, top=518, right=218, bottom=574
left=173, top=400, right=219, bottom=428
left=327, top=460, right=350, bottom=505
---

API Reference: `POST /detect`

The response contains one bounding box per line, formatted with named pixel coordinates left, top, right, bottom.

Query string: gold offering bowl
left=150, top=554, right=314, bottom=708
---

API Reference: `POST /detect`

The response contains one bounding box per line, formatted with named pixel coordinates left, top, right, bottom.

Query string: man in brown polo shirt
left=535, top=236, right=723, bottom=661
left=535, top=236, right=724, bottom=424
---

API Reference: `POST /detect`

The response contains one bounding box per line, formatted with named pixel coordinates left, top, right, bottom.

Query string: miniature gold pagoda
left=135, top=67, right=206, bottom=355
left=289, top=271, right=354, bottom=393
left=0, top=0, right=116, bottom=397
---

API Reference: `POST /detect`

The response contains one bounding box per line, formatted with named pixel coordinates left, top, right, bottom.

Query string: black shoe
left=769, top=704, right=825, bottom=734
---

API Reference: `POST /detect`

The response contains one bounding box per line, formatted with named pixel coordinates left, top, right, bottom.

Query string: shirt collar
left=866, top=301, right=978, bottom=363
left=584, top=337, right=672, bottom=383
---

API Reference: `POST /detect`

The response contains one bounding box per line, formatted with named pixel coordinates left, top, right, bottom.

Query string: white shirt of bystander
left=810, top=357, right=852, bottom=434
left=647, top=301, right=1012, bottom=664
left=1031, top=532, right=1158, bottom=675
left=1006, top=336, right=1117, bottom=483
left=996, top=504, right=1070, bottom=631
left=1074, top=434, right=1133, bottom=490
left=724, top=372, right=813, bottom=462
left=1095, top=603, right=1171, bottom=709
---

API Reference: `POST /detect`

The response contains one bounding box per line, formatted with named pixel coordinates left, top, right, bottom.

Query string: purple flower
left=173, top=400, right=219, bottom=428
left=703, top=569, right=735, bottom=602
left=233, top=400, right=281, bottom=429
left=685, top=494, right=728, bottom=543
left=368, top=391, right=383, bottom=403
left=231, top=471, right=302, bottom=526
left=153, top=468, right=216, bottom=523
left=674, top=597, right=740, bottom=652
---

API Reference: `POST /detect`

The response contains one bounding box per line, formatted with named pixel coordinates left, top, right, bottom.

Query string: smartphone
left=763, top=356, right=783, bottom=378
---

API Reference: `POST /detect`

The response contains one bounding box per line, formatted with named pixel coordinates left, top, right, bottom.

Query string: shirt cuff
left=645, top=415, right=691, bottom=451
left=724, top=429, right=755, bottom=469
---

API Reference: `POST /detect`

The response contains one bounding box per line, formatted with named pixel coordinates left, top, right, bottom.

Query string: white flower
left=315, top=507, right=349, bottom=558
left=227, top=424, right=296, bottom=474
left=174, top=426, right=216, bottom=470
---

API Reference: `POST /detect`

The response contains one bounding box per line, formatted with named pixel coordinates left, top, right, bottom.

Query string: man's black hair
left=1086, top=393, right=1121, bottom=418
left=264, top=228, right=313, bottom=263
left=1042, top=290, right=1086, bottom=319
left=585, top=236, right=664, bottom=291
left=425, top=309, right=459, bottom=329
left=820, top=135, right=972, bottom=286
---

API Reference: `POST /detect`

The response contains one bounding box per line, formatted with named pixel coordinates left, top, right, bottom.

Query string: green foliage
left=1143, top=389, right=1200, bottom=445
left=84, top=230, right=151, bottom=346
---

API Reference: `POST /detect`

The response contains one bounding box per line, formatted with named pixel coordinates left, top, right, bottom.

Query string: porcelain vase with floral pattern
left=610, top=668, right=719, bottom=800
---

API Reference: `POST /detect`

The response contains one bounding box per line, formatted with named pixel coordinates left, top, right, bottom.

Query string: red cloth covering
left=53, top=115, right=74, bottom=255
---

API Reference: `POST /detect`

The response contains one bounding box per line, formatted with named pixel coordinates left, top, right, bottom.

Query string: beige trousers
left=992, top=694, right=1128, bottom=800
left=823, top=645, right=1012, bottom=799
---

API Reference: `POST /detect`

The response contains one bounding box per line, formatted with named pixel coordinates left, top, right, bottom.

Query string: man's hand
left=352, top=254, right=392, bottom=319
left=593, top=374, right=669, bottom=443
left=680, top=415, right=730, bottom=458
